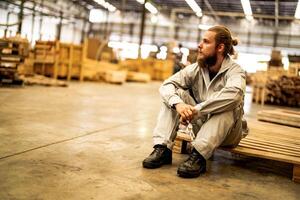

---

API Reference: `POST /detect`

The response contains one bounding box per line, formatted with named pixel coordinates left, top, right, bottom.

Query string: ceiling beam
left=203, top=0, right=221, bottom=22
left=172, top=8, right=299, bottom=21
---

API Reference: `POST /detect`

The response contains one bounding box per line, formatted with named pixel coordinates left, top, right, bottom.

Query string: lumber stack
left=251, top=68, right=300, bottom=107
left=264, top=75, right=300, bottom=107
left=257, top=109, right=300, bottom=128
left=0, top=36, right=29, bottom=84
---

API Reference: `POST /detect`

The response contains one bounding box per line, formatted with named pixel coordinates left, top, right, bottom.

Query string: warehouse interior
left=0, top=0, right=300, bottom=199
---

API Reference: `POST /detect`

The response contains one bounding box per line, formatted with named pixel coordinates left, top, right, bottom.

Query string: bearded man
left=142, top=25, right=248, bottom=178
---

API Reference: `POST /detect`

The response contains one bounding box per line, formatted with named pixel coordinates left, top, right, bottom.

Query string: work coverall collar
left=200, top=55, right=232, bottom=90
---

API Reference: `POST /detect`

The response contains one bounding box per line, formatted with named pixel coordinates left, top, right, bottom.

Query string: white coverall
left=153, top=55, right=247, bottom=159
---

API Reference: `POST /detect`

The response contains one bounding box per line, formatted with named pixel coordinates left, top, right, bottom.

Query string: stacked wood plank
left=153, top=59, right=173, bottom=80
left=221, top=118, right=300, bottom=182
left=126, top=71, right=151, bottom=83
left=251, top=68, right=300, bottom=107
left=257, top=109, right=300, bottom=128
left=0, top=36, right=29, bottom=84
left=264, top=75, right=300, bottom=107
left=120, top=58, right=173, bottom=81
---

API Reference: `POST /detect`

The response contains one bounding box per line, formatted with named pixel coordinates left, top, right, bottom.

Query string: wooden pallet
left=257, top=109, right=300, bottom=128
left=221, top=118, right=300, bottom=183
left=173, top=132, right=193, bottom=154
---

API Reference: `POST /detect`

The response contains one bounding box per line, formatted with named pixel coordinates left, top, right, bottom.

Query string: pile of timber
left=221, top=118, right=300, bottom=183
left=264, top=75, right=300, bottom=107
left=0, top=36, right=29, bottom=84
left=257, top=109, right=300, bottom=128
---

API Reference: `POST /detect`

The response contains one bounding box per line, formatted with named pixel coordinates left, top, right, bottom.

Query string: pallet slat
left=257, top=109, right=300, bottom=128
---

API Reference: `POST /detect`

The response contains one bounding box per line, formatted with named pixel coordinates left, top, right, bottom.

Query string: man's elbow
left=231, top=88, right=244, bottom=105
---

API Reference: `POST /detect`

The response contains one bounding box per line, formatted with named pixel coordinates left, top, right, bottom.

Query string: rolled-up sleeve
left=159, top=63, right=198, bottom=108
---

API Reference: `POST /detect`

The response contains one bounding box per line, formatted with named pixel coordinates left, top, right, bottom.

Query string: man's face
left=197, top=31, right=218, bottom=67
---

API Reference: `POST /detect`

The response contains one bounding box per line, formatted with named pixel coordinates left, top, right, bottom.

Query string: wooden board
left=221, top=118, right=300, bottom=182
left=103, top=70, right=127, bottom=84
left=257, top=109, right=300, bottom=128
left=126, top=71, right=151, bottom=83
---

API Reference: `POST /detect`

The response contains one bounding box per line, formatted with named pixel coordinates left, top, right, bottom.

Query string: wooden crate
left=33, top=41, right=83, bottom=81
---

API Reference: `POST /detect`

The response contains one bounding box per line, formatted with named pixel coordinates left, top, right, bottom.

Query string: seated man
left=143, top=25, right=247, bottom=178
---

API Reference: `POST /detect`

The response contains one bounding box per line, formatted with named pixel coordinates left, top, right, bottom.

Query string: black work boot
left=177, top=148, right=206, bottom=178
left=143, top=144, right=172, bottom=169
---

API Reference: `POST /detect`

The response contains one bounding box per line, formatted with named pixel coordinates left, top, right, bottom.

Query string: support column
left=4, top=12, right=12, bottom=38
left=104, top=10, right=109, bottom=40
left=17, top=0, right=25, bottom=34
left=273, top=0, right=279, bottom=47
left=56, top=11, right=63, bottom=40
left=151, top=22, right=157, bottom=44
left=38, top=0, right=44, bottom=40
left=120, top=0, right=126, bottom=41
left=31, top=2, right=36, bottom=45
left=80, top=19, right=87, bottom=44
left=197, top=17, right=202, bottom=43
left=138, top=0, right=147, bottom=58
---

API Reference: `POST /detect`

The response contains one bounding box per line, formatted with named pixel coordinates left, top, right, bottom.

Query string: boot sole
left=177, top=168, right=206, bottom=178
left=143, top=160, right=172, bottom=169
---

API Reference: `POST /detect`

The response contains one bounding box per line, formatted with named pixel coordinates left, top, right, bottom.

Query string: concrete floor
left=0, top=82, right=299, bottom=200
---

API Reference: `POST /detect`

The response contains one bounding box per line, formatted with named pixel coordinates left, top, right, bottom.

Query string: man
left=142, top=25, right=247, bottom=178
left=172, top=43, right=185, bottom=74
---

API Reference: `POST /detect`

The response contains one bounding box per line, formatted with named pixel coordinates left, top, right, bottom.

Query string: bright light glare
left=185, top=0, right=202, bottom=17
left=295, top=1, right=300, bottom=19
left=145, top=2, right=158, bottom=14
left=89, top=9, right=105, bottom=23
left=241, top=0, right=253, bottom=21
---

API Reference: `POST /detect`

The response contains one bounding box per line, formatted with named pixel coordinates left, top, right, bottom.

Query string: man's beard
left=197, top=52, right=217, bottom=68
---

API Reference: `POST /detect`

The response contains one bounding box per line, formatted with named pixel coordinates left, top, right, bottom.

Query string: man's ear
left=217, top=44, right=225, bottom=53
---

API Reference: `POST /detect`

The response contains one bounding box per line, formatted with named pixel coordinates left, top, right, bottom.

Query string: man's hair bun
left=232, top=38, right=238, bottom=46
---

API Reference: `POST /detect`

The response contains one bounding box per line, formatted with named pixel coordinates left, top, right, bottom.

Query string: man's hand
left=175, top=103, right=196, bottom=124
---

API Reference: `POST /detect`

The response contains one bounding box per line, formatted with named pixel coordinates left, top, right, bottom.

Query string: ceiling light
left=89, top=9, right=105, bottom=23
left=93, top=0, right=117, bottom=12
left=185, top=0, right=202, bottom=17
left=136, top=0, right=145, bottom=4
left=136, top=1, right=158, bottom=14
left=145, top=2, right=158, bottom=14
left=198, top=24, right=212, bottom=30
left=295, top=1, right=300, bottom=19
left=241, top=0, right=253, bottom=20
